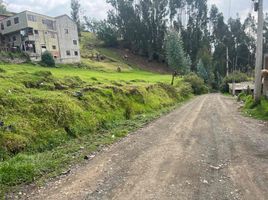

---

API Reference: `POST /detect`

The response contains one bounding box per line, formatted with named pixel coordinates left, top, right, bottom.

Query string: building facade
left=0, top=11, right=80, bottom=63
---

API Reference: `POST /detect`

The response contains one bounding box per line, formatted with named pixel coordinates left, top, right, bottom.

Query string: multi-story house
left=0, top=11, right=80, bottom=63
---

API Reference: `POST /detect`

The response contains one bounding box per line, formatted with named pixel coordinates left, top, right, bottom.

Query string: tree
left=41, top=51, right=55, bottom=67
left=95, top=20, right=118, bottom=47
left=197, top=59, right=209, bottom=83
left=164, top=29, right=189, bottom=74
left=106, top=0, right=169, bottom=61
left=84, top=18, right=118, bottom=47
left=71, top=0, right=81, bottom=37
left=0, top=0, right=7, bottom=14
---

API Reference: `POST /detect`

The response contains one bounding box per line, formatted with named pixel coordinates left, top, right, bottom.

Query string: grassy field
left=0, top=43, right=194, bottom=196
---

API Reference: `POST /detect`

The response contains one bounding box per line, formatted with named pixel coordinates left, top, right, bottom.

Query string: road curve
left=28, top=94, right=268, bottom=200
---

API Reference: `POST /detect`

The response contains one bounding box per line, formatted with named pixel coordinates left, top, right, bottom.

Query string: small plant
left=0, top=68, right=6, bottom=73
left=125, top=104, right=133, bottom=120
left=41, top=51, right=55, bottom=67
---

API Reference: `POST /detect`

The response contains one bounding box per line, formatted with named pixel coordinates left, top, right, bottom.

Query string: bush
left=220, top=71, right=250, bottom=92
left=176, top=83, right=193, bottom=98
left=41, top=51, right=55, bottom=67
left=0, top=68, right=5, bottom=73
left=183, top=73, right=209, bottom=95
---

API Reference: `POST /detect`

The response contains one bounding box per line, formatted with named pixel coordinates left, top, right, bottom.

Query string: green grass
left=0, top=62, right=192, bottom=195
left=238, top=93, right=268, bottom=120
left=0, top=63, right=171, bottom=84
left=0, top=32, right=193, bottom=195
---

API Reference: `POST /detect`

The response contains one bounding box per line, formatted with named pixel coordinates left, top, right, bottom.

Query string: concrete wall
left=55, top=15, right=80, bottom=63
left=0, top=12, right=27, bottom=35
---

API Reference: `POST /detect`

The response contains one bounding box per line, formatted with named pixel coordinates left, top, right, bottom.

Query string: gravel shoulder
left=27, top=94, right=268, bottom=200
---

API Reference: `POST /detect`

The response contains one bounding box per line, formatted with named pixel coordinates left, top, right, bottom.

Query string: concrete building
left=0, top=11, right=80, bottom=63
left=228, top=82, right=254, bottom=96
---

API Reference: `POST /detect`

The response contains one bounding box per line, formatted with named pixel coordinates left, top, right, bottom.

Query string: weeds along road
left=29, top=94, right=268, bottom=200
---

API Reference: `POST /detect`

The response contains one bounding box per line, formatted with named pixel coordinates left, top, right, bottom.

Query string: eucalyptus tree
left=0, top=0, right=7, bottom=14
left=71, top=0, right=81, bottom=36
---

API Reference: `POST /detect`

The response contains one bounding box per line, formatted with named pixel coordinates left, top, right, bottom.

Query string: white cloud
left=5, top=0, right=268, bottom=20
left=6, top=0, right=111, bottom=19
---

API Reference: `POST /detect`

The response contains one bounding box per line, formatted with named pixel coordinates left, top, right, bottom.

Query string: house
left=0, top=11, right=80, bottom=63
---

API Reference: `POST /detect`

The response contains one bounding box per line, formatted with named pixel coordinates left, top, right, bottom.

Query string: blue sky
left=4, top=0, right=268, bottom=20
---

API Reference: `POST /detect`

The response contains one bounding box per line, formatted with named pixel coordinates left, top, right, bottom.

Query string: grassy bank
left=0, top=62, right=192, bottom=195
left=238, top=93, right=268, bottom=120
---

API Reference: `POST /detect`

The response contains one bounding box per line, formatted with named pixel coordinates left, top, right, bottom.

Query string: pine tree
left=164, top=30, right=189, bottom=74
left=197, top=59, right=209, bottom=83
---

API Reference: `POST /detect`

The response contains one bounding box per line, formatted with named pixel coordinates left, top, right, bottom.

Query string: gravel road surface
left=28, top=94, right=268, bottom=200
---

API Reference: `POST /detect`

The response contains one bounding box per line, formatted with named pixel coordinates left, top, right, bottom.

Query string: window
left=42, top=19, right=54, bottom=30
left=6, top=20, right=11, bottom=27
left=50, top=32, right=56, bottom=38
left=52, top=45, right=56, bottom=50
left=14, top=17, right=19, bottom=24
left=74, top=51, right=78, bottom=56
left=66, top=50, right=71, bottom=56
left=34, top=30, right=39, bottom=35
left=27, top=28, right=34, bottom=35
left=64, top=29, right=69, bottom=34
left=73, top=40, right=77, bottom=45
left=27, top=15, right=37, bottom=22
left=1, top=23, right=4, bottom=30
left=12, top=36, right=16, bottom=41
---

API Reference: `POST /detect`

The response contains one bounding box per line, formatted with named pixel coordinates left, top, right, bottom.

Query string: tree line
left=79, top=0, right=268, bottom=89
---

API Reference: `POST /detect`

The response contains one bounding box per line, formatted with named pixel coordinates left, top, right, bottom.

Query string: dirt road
left=29, top=94, right=268, bottom=200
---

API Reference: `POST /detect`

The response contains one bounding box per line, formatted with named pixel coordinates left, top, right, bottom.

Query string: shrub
left=0, top=134, right=29, bottom=154
left=220, top=71, right=250, bottom=92
left=176, top=83, right=193, bottom=98
left=183, top=73, right=209, bottom=95
left=41, top=51, right=55, bottom=67
left=0, top=68, right=5, bottom=73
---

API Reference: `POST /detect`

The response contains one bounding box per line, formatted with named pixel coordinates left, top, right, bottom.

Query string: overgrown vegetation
left=220, top=71, right=251, bottom=93
left=0, top=62, right=193, bottom=194
left=0, top=51, right=30, bottom=64
left=238, top=93, right=268, bottom=120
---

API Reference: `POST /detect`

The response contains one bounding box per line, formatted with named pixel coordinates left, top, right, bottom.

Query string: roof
left=0, top=13, right=15, bottom=21
left=0, top=10, right=73, bottom=22
left=55, top=14, right=73, bottom=21
left=228, top=82, right=254, bottom=91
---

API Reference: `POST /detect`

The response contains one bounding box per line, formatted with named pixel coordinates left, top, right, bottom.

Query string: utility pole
left=253, top=0, right=264, bottom=103
left=226, top=47, right=229, bottom=76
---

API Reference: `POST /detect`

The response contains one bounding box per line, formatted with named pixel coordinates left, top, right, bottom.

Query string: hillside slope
left=0, top=41, right=192, bottom=195
left=80, top=32, right=171, bottom=74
